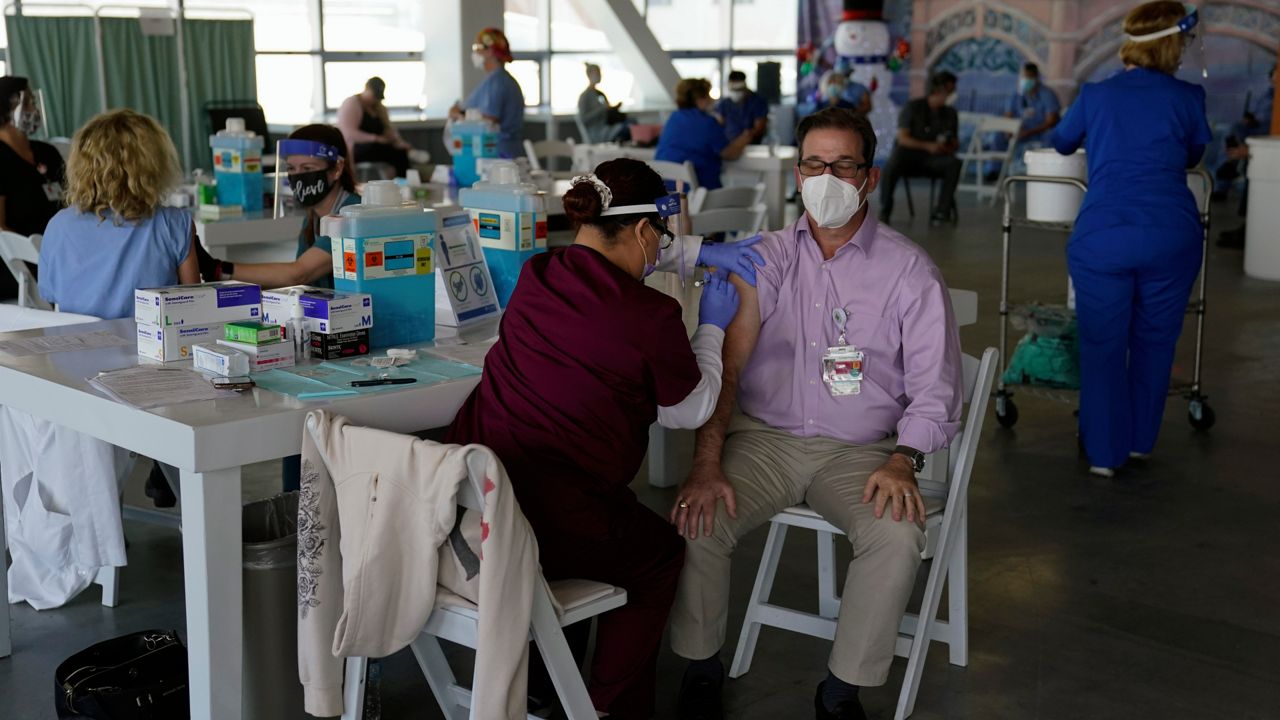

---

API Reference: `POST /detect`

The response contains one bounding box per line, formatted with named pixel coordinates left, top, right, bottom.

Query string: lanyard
left=832, top=308, right=849, bottom=346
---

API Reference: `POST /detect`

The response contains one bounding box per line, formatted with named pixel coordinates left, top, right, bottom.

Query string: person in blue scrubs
left=449, top=27, right=525, bottom=159
left=1051, top=1, right=1211, bottom=477
left=656, top=79, right=753, bottom=190
left=986, top=62, right=1061, bottom=179
left=714, top=71, right=769, bottom=143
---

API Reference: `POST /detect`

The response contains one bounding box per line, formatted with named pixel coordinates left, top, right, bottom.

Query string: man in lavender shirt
left=668, top=108, right=963, bottom=720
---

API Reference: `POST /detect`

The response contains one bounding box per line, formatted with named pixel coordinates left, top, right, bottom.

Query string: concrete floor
left=4, top=192, right=1280, bottom=719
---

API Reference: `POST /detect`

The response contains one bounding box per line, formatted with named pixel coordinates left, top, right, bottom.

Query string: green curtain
left=5, top=16, right=101, bottom=138
left=181, top=19, right=257, bottom=172
left=6, top=15, right=256, bottom=171
left=99, top=18, right=183, bottom=153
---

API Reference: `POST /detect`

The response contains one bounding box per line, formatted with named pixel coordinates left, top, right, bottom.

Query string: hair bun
left=562, top=179, right=605, bottom=226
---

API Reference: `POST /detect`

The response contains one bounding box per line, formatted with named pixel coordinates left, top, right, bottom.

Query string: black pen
left=350, top=377, right=418, bottom=388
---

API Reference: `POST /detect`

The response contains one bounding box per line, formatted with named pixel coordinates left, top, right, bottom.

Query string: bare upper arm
left=178, top=227, right=200, bottom=284
left=723, top=273, right=761, bottom=377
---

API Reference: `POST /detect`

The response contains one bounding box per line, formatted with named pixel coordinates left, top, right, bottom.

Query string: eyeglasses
left=654, top=225, right=675, bottom=250
left=471, top=43, right=488, bottom=53
left=798, top=159, right=871, bottom=178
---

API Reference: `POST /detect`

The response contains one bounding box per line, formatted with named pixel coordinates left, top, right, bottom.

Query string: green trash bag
left=1001, top=323, right=1081, bottom=390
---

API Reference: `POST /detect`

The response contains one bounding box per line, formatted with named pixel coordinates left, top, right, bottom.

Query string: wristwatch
left=892, top=445, right=926, bottom=473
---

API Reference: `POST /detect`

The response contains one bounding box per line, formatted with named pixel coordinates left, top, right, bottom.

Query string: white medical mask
left=471, top=52, right=486, bottom=69
left=728, top=85, right=747, bottom=103
left=14, top=91, right=41, bottom=135
left=801, top=173, right=868, bottom=229
left=944, top=91, right=958, bottom=107
left=1018, top=78, right=1035, bottom=95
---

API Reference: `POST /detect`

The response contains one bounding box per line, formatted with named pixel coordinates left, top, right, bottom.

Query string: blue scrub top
left=655, top=108, right=729, bottom=190
left=714, top=92, right=769, bottom=140
left=300, top=190, right=362, bottom=289
left=1052, top=67, right=1211, bottom=240
left=464, top=67, right=526, bottom=159
left=39, top=206, right=192, bottom=319
left=1006, top=84, right=1061, bottom=142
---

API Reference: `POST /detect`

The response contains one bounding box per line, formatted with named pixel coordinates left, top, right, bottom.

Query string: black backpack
left=54, top=629, right=189, bottom=719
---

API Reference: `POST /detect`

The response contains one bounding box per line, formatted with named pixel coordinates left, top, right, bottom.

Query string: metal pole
left=174, top=0, right=193, bottom=172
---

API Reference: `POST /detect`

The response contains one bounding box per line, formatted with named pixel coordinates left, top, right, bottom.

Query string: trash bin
left=1244, top=136, right=1280, bottom=281
left=1024, top=148, right=1086, bottom=223
left=242, top=492, right=307, bottom=720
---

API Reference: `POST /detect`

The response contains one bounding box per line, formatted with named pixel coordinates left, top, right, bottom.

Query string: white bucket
left=1244, top=136, right=1280, bottom=281
left=1025, top=148, right=1087, bottom=223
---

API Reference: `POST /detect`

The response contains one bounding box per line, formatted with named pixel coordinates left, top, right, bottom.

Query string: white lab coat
left=0, top=406, right=131, bottom=610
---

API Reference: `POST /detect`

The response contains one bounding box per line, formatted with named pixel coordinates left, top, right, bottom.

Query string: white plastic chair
left=0, top=231, right=50, bottom=310
left=338, top=449, right=627, bottom=720
left=648, top=159, right=699, bottom=191
left=690, top=205, right=767, bottom=239
left=728, top=328, right=997, bottom=720
left=957, top=115, right=1023, bottom=205
left=689, top=183, right=765, bottom=214
left=524, top=138, right=577, bottom=179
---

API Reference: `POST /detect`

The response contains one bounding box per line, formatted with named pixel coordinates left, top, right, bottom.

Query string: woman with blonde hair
left=39, top=108, right=198, bottom=318
left=1051, top=1, right=1210, bottom=478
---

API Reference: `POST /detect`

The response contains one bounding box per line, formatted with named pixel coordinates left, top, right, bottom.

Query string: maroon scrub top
left=446, top=245, right=701, bottom=539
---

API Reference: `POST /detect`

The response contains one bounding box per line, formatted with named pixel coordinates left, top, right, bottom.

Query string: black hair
left=728, top=70, right=748, bottom=83
left=288, top=124, right=356, bottom=193
left=366, top=77, right=386, bottom=98
left=795, top=107, right=877, bottom=165
left=1023, top=63, right=1040, bottom=78
left=0, top=76, right=30, bottom=127
left=929, top=71, right=957, bottom=93
left=562, top=158, right=666, bottom=243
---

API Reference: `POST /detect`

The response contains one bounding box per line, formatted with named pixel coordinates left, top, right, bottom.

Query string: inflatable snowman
left=831, top=0, right=901, bottom=162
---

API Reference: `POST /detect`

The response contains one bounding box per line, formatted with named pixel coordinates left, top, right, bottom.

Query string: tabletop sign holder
left=435, top=207, right=501, bottom=327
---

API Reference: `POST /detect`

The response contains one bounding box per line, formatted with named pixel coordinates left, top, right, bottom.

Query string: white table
left=196, top=211, right=299, bottom=264
left=0, top=318, right=488, bottom=717
left=570, top=143, right=797, bottom=230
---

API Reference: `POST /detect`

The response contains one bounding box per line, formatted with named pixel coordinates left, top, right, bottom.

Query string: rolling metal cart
left=992, top=169, right=1215, bottom=431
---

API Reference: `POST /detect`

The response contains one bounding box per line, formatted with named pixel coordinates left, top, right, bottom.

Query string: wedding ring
left=903, top=492, right=914, bottom=498
left=678, top=500, right=690, bottom=509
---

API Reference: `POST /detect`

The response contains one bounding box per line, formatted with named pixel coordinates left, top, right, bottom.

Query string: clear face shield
left=272, top=138, right=344, bottom=219
left=597, top=191, right=689, bottom=282
left=1127, top=3, right=1206, bottom=78
left=14, top=88, right=47, bottom=137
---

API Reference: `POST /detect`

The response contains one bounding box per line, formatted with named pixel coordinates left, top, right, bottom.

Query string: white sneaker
left=1089, top=466, right=1116, bottom=478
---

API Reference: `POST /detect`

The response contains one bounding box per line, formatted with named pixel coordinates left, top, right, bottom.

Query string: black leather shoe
left=678, top=669, right=724, bottom=720
left=814, top=682, right=868, bottom=720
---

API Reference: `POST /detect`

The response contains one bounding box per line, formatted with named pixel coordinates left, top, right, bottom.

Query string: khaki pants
left=669, top=415, right=924, bottom=686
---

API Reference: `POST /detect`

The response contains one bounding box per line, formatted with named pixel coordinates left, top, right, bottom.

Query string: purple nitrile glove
left=697, top=271, right=740, bottom=330
left=697, top=234, right=766, bottom=287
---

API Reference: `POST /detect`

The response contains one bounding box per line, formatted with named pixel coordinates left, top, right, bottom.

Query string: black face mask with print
left=289, top=169, right=334, bottom=207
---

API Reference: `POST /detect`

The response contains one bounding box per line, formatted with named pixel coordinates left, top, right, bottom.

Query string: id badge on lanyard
left=43, top=182, right=63, bottom=202
left=822, top=308, right=864, bottom=397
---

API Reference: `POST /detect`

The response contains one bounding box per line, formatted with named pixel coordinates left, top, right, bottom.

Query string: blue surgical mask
left=1018, top=78, right=1035, bottom=95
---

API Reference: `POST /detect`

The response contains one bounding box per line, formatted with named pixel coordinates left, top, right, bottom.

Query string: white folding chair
left=524, top=138, right=578, bottom=179
left=690, top=205, right=767, bottom=239
left=649, top=159, right=699, bottom=191
left=728, top=344, right=999, bottom=720
left=339, top=450, right=627, bottom=720
left=957, top=115, right=1023, bottom=206
left=0, top=231, right=50, bottom=310
left=689, top=183, right=765, bottom=214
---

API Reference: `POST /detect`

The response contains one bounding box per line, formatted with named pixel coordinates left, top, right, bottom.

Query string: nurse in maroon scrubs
left=446, top=158, right=747, bottom=719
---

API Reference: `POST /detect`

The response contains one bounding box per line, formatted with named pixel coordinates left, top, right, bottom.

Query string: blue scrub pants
left=1067, top=227, right=1201, bottom=469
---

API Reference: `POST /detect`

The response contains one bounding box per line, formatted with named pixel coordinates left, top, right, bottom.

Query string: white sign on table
left=435, top=209, right=501, bottom=327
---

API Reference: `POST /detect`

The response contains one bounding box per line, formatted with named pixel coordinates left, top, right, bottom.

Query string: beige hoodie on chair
left=298, top=410, right=539, bottom=719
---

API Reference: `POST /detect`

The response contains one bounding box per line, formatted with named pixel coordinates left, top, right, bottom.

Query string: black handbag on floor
left=54, top=629, right=190, bottom=719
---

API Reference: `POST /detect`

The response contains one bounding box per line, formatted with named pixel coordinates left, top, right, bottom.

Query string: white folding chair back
left=0, top=231, right=49, bottom=310
left=339, top=448, right=627, bottom=720
left=648, top=159, right=698, bottom=191
left=728, top=346, right=999, bottom=720
left=524, top=138, right=577, bottom=178
left=690, top=183, right=765, bottom=214
left=690, top=205, right=766, bottom=239
left=957, top=115, right=1023, bottom=205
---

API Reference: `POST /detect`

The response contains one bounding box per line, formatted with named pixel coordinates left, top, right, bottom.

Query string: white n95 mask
left=471, top=52, right=486, bottom=69
left=802, top=173, right=867, bottom=229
